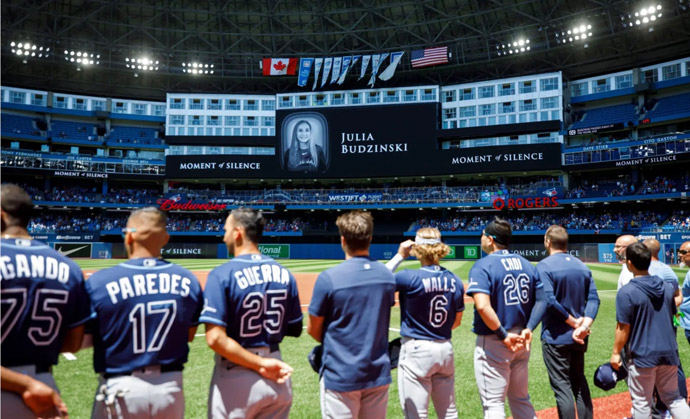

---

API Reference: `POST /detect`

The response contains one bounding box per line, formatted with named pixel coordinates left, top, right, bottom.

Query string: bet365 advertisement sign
left=444, top=245, right=479, bottom=260
left=166, top=103, right=562, bottom=179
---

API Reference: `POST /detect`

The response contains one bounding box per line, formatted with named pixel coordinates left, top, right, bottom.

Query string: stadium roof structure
left=2, top=0, right=690, bottom=101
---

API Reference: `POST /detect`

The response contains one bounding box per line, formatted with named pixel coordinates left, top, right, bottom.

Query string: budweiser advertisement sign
left=157, top=195, right=227, bottom=211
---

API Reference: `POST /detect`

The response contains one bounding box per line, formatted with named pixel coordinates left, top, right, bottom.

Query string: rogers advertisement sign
left=492, top=196, right=559, bottom=210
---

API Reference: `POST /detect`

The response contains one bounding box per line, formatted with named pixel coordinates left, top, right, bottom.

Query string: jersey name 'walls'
left=233, top=264, right=290, bottom=289
left=0, top=254, right=72, bottom=283
left=421, top=275, right=457, bottom=293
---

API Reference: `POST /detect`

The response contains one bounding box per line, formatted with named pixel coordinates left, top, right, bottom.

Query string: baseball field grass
left=54, top=259, right=690, bottom=418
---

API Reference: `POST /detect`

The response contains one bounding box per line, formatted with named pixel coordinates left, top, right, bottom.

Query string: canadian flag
left=262, top=58, right=298, bottom=76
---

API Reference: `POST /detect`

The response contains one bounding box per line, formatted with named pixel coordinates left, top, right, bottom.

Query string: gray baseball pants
left=398, top=336, right=457, bottom=418
left=627, top=363, right=690, bottom=419
left=320, top=378, right=389, bottom=419
left=1, top=365, right=60, bottom=419
left=474, top=333, right=537, bottom=419
left=91, top=367, right=184, bottom=419
left=208, top=348, right=292, bottom=419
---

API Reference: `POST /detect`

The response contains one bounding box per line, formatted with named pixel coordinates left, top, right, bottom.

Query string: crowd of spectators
left=412, top=209, right=685, bottom=233
left=28, top=213, right=315, bottom=234
left=663, top=210, right=690, bottom=231
left=566, top=174, right=690, bottom=198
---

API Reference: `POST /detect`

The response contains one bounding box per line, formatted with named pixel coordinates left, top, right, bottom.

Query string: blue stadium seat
left=49, top=120, right=97, bottom=141
left=644, top=92, right=690, bottom=120
left=1, top=113, right=42, bottom=137
left=570, top=104, right=638, bottom=129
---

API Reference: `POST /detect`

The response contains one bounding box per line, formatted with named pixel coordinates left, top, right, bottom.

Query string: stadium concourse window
left=642, top=69, right=658, bottom=83
left=189, top=115, right=201, bottom=126
left=459, top=106, right=476, bottom=117
left=261, top=99, right=275, bottom=110
left=479, top=104, right=495, bottom=115
left=443, top=120, right=457, bottom=129
left=207, top=99, right=222, bottom=110
left=519, top=81, right=535, bottom=94
left=133, top=103, right=146, bottom=115
left=225, top=116, right=240, bottom=126
left=226, top=99, right=241, bottom=110
left=261, top=116, right=274, bottom=126
left=189, top=99, right=203, bottom=110
left=278, top=97, right=292, bottom=108
left=459, top=88, right=475, bottom=101
left=92, top=100, right=106, bottom=111
left=662, top=63, right=681, bottom=81
left=31, top=93, right=46, bottom=106
left=367, top=92, right=380, bottom=103
left=384, top=91, right=399, bottom=103
left=421, top=88, right=436, bottom=101
left=243, top=116, right=257, bottom=126
left=403, top=90, right=417, bottom=102
left=592, top=78, right=610, bottom=93
left=541, top=97, right=558, bottom=109
left=570, top=82, right=588, bottom=97
left=498, top=83, right=515, bottom=96
left=113, top=102, right=127, bottom=113
left=444, top=108, right=457, bottom=120
left=349, top=92, right=361, bottom=104
left=331, top=94, right=344, bottom=105
left=500, top=102, right=514, bottom=113
left=615, top=74, right=633, bottom=90
left=479, top=85, right=494, bottom=98
left=314, top=95, right=327, bottom=106
left=170, top=115, right=184, bottom=125
left=207, top=116, right=220, bottom=126
left=152, top=104, right=165, bottom=116
left=540, top=77, right=559, bottom=91
left=297, top=96, right=309, bottom=106
left=169, top=98, right=184, bottom=109
left=244, top=100, right=258, bottom=111
left=519, top=100, right=536, bottom=112
left=53, top=96, right=67, bottom=108
left=444, top=90, right=456, bottom=102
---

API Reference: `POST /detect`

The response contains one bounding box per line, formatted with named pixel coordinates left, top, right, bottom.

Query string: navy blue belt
left=103, top=363, right=183, bottom=379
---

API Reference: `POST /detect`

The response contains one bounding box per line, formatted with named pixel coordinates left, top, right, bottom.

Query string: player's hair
left=128, top=207, right=168, bottom=228
left=287, top=120, right=319, bottom=172
left=545, top=225, right=568, bottom=250
left=231, top=207, right=266, bottom=244
left=484, top=217, right=512, bottom=248
left=411, top=228, right=450, bottom=261
left=0, top=184, right=34, bottom=229
left=642, top=238, right=661, bottom=258
left=336, top=210, right=373, bottom=252
left=626, top=242, right=651, bottom=271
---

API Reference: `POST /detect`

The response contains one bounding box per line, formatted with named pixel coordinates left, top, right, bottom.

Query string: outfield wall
left=49, top=241, right=686, bottom=264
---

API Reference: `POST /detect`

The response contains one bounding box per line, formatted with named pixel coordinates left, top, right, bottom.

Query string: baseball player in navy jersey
left=85, top=207, right=204, bottom=419
left=201, top=207, right=302, bottom=419
left=1, top=184, right=90, bottom=418
left=466, top=218, right=546, bottom=419
left=386, top=228, right=464, bottom=419
left=308, top=210, right=396, bottom=419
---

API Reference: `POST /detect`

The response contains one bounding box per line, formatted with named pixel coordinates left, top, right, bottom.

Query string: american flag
left=410, top=47, right=449, bottom=68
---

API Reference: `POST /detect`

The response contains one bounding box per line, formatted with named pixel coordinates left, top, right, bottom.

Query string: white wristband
left=385, top=254, right=404, bottom=272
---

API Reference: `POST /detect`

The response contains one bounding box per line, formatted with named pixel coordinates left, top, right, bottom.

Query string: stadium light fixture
left=125, top=56, right=160, bottom=72
left=621, top=4, right=663, bottom=27
left=10, top=41, right=51, bottom=60
left=64, top=50, right=100, bottom=67
left=182, top=62, right=215, bottom=75
left=496, top=38, right=531, bottom=56
left=555, top=24, right=593, bottom=44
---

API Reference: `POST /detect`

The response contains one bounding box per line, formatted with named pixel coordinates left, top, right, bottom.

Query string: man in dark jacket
left=611, top=242, right=690, bottom=418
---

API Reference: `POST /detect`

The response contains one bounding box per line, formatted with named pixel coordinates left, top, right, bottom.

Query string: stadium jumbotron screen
left=167, top=103, right=561, bottom=178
